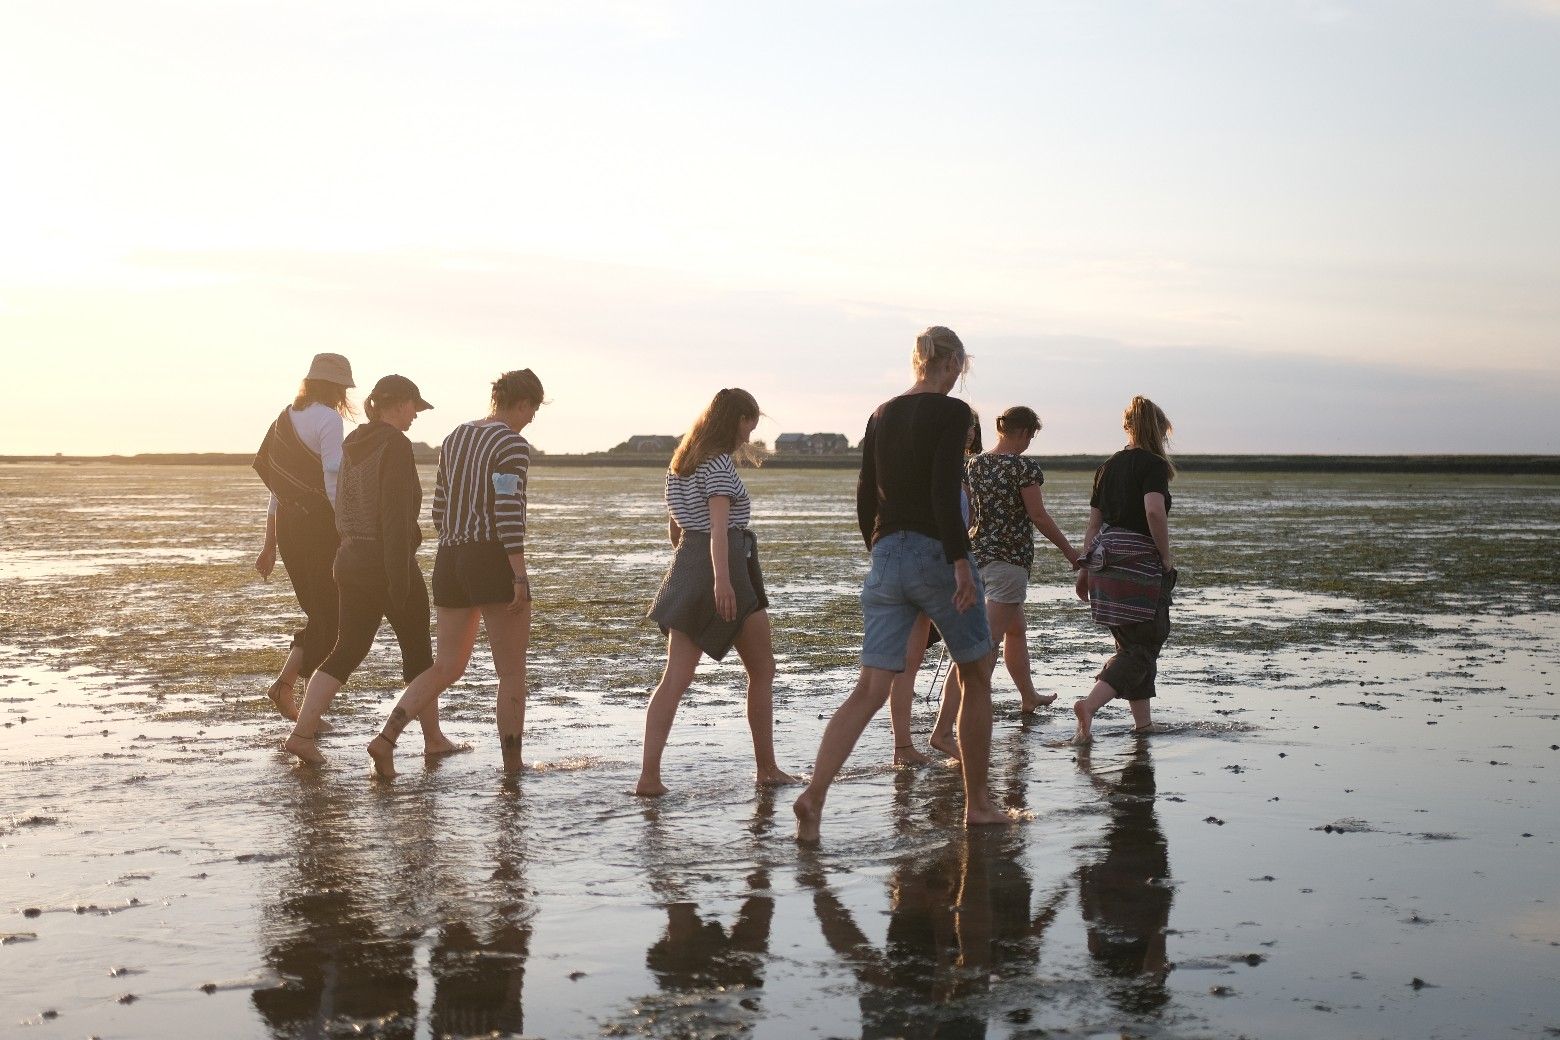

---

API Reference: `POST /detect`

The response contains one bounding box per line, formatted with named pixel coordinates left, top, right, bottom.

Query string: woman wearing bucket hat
left=285, top=375, right=467, bottom=765
left=253, top=352, right=355, bottom=720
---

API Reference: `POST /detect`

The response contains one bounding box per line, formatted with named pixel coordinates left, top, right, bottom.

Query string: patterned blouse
left=967, top=452, right=1046, bottom=570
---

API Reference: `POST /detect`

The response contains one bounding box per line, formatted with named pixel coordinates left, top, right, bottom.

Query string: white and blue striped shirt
left=666, top=453, right=751, bottom=532
left=431, top=421, right=530, bottom=551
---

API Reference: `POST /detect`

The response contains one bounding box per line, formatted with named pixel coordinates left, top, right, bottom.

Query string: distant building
left=776, top=432, right=852, bottom=455
left=611, top=434, right=681, bottom=454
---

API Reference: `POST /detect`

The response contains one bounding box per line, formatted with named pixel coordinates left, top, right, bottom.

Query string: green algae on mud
left=1, top=463, right=1558, bottom=1040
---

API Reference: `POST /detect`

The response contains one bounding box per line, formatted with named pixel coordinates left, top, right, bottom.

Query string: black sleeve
left=1140, top=455, right=1171, bottom=500
left=932, top=400, right=972, bottom=564
left=381, top=437, right=419, bottom=605
left=856, top=415, right=879, bottom=550
left=1089, top=462, right=1106, bottom=508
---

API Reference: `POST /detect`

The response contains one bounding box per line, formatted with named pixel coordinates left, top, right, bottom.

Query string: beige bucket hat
left=305, top=352, right=355, bottom=387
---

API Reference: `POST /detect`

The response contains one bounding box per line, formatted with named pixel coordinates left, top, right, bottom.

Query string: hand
left=508, top=578, right=531, bottom=614
left=255, top=545, right=276, bottom=580
left=951, top=559, right=977, bottom=613
left=714, top=577, right=736, bottom=622
left=1074, top=568, right=1090, bottom=602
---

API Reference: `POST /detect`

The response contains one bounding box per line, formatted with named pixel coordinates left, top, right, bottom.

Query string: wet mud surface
left=1, top=464, right=1558, bottom=1038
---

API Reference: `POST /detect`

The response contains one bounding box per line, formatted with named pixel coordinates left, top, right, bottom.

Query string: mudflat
left=1, top=463, right=1556, bottom=1039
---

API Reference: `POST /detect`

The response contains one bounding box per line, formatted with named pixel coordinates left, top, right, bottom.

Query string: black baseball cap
left=370, top=374, right=433, bottom=411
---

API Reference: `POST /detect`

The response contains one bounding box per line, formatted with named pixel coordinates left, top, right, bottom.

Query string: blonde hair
left=1123, top=395, right=1175, bottom=478
left=670, top=388, right=764, bottom=477
left=911, top=326, right=969, bottom=380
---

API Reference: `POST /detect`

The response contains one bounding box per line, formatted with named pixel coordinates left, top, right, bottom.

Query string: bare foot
left=422, top=738, right=472, bottom=758
left=894, top=745, right=935, bottom=767
left=793, top=795, right=822, bottom=845
left=1130, top=722, right=1168, bottom=736
left=266, top=678, right=299, bottom=721
left=1072, top=699, right=1094, bottom=745
left=757, top=768, right=803, bottom=787
left=283, top=734, right=325, bottom=766
left=1021, top=693, right=1059, bottom=712
left=368, top=734, right=397, bottom=779
left=965, top=804, right=1014, bottom=828
left=634, top=777, right=668, bottom=797
left=928, top=734, right=961, bottom=762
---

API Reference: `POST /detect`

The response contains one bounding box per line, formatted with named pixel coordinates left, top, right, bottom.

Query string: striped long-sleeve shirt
left=430, top=421, right=531, bottom=552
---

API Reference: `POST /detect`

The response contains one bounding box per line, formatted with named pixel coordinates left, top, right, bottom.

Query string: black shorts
left=432, top=541, right=515, bottom=608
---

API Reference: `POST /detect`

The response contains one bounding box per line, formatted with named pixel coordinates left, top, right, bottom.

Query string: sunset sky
left=2, top=1, right=1557, bottom=456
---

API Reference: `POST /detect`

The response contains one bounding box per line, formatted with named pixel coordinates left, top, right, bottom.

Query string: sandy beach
left=2, top=463, right=1557, bottom=1039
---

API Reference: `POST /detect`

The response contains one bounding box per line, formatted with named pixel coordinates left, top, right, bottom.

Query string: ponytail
left=1123, top=395, right=1175, bottom=478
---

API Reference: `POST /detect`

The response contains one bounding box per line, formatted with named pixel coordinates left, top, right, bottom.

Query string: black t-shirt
left=1089, top=447, right=1172, bottom=537
left=856, top=393, right=973, bottom=564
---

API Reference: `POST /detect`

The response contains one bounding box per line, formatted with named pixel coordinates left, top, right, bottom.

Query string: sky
left=1, top=0, right=1557, bottom=456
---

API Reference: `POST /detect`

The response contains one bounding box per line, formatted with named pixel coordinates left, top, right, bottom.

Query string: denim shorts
left=861, top=531, right=993, bottom=671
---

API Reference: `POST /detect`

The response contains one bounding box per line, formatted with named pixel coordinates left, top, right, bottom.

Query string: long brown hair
left=670, top=388, right=763, bottom=477
left=491, top=369, right=545, bottom=412
left=1123, top=395, right=1175, bottom=478
left=293, top=379, right=354, bottom=419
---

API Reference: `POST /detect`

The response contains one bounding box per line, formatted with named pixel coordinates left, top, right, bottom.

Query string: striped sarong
left=1084, top=525, right=1164, bottom=626
left=253, top=407, right=331, bottom=518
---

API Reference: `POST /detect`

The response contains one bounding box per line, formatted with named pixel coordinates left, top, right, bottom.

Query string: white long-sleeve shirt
left=266, top=403, right=347, bottom=516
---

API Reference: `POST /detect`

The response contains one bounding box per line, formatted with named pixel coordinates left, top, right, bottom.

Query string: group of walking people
left=252, top=327, right=1179, bottom=843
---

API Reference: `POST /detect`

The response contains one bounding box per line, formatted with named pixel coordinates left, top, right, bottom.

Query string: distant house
left=776, top=432, right=852, bottom=455
left=611, top=434, right=681, bottom=454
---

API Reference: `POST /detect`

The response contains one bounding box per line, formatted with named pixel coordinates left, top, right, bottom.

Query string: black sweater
left=856, top=393, right=973, bottom=564
left=334, top=421, right=423, bottom=603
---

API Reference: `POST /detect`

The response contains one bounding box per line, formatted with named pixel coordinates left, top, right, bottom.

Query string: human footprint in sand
left=366, top=369, right=544, bottom=778
left=283, top=375, right=466, bottom=766
left=793, top=327, right=1013, bottom=844
left=1072, top=396, right=1178, bottom=744
left=636, top=388, right=800, bottom=797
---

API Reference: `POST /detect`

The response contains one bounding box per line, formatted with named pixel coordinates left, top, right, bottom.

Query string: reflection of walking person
left=253, top=353, right=355, bottom=721
left=794, top=327, right=1009, bottom=844
left=368, top=369, right=544, bottom=777
left=1074, top=396, right=1178, bottom=742
left=636, top=388, right=799, bottom=795
left=1076, top=745, right=1173, bottom=1013
left=285, top=375, right=463, bottom=765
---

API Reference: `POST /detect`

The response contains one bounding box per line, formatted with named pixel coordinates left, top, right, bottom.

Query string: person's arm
left=708, top=494, right=735, bottom=621
left=319, top=412, right=345, bottom=508
left=493, top=438, right=531, bottom=613
left=668, top=516, right=682, bottom=548
left=1020, top=484, right=1078, bottom=567
left=381, top=438, right=418, bottom=605
left=931, top=405, right=972, bottom=565
left=255, top=506, right=278, bottom=578
left=1076, top=506, right=1103, bottom=601
left=1144, top=492, right=1172, bottom=571
left=855, top=416, right=878, bottom=551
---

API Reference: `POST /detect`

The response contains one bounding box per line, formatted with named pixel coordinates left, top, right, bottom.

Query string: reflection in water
left=1076, top=744, right=1173, bottom=1016
left=251, top=778, right=534, bottom=1038
left=802, top=828, right=1063, bottom=1039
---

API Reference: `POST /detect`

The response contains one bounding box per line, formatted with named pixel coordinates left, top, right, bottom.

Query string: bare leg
left=1072, top=679, right=1118, bottom=744
left=955, top=651, right=1010, bottom=827
left=1128, top=698, right=1153, bottom=732
left=929, top=665, right=962, bottom=761
left=284, top=670, right=342, bottom=764
left=888, top=616, right=934, bottom=766
left=993, top=602, right=1053, bottom=710
left=369, top=608, right=481, bottom=778
left=635, top=631, right=702, bottom=796
left=793, top=668, right=895, bottom=843
left=419, top=699, right=468, bottom=757
left=266, top=645, right=305, bottom=720
left=481, top=602, right=531, bottom=774
left=732, top=611, right=801, bottom=786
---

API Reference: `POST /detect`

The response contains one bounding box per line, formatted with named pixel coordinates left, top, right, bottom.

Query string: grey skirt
left=647, top=528, right=769, bottom=661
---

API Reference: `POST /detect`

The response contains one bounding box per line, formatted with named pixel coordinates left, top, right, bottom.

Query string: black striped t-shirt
left=431, top=421, right=530, bottom=552
left=665, top=453, right=751, bottom=532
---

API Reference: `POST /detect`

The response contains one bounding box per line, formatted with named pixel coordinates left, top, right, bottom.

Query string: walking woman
left=367, top=369, right=544, bottom=778
left=635, top=388, right=799, bottom=796
left=1072, top=396, right=1177, bottom=742
left=794, top=327, right=1007, bottom=844
left=926, top=405, right=1081, bottom=748
left=284, top=375, right=462, bottom=765
left=254, top=353, right=354, bottom=720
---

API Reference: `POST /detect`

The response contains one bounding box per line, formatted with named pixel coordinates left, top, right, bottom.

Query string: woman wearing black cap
left=285, top=375, right=462, bottom=765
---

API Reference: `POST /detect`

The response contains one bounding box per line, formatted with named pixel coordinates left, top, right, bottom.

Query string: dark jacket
left=334, top=421, right=422, bottom=603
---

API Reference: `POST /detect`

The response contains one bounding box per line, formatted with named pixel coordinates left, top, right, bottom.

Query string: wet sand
left=2, top=464, right=1557, bottom=1038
